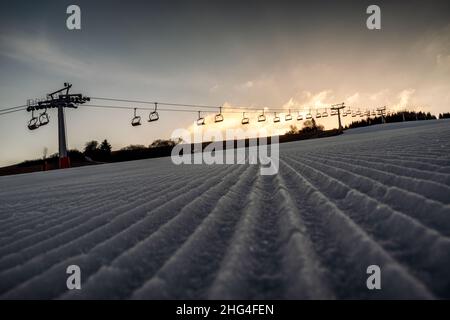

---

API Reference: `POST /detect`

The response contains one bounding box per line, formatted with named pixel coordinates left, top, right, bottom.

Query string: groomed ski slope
left=0, top=119, right=449, bottom=299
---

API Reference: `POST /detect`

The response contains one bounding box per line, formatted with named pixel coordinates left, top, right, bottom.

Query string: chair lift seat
left=39, top=113, right=50, bottom=126
left=258, top=114, right=266, bottom=122
left=215, top=114, right=224, bottom=123
left=148, top=111, right=159, bottom=122
left=297, top=114, right=303, bottom=121
left=28, top=118, right=39, bottom=130
left=285, top=114, right=292, bottom=121
left=132, top=116, right=142, bottom=126
left=242, top=112, right=249, bottom=125
left=197, top=117, right=205, bottom=126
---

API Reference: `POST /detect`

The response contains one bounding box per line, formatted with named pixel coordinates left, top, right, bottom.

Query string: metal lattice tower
left=26, top=83, right=90, bottom=168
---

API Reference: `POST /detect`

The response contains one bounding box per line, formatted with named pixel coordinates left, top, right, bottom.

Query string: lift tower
left=331, top=103, right=346, bottom=132
left=377, top=106, right=387, bottom=124
left=26, top=83, right=90, bottom=169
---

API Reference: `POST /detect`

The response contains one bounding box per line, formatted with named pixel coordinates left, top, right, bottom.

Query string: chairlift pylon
left=148, top=102, right=159, bottom=122
left=241, top=112, right=249, bottom=125
left=197, top=111, right=205, bottom=126
left=131, top=108, right=142, bottom=126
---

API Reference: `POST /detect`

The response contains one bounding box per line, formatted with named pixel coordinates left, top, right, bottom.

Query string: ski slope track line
left=0, top=120, right=449, bottom=299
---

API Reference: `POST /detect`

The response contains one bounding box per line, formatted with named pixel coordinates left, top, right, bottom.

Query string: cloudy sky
left=0, top=0, right=449, bottom=166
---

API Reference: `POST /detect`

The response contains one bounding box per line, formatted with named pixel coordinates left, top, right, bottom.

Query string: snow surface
left=0, top=119, right=449, bottom=299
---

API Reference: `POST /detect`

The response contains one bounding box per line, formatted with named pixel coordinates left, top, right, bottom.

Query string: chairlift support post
left=26, top=83, right=90, bottom=169
left=377, top=106, right=387, bottom=124
left=331, top=103, right=345, bottom=132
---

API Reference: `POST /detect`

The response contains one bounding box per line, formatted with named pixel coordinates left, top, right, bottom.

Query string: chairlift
left=297, top=111, right=303, bottom=121
left=342, top=111, right=347, bottom=117
left=215, top=107, right=224, bottom=123
left=322, top=110, right=328, bottom=117
left=356, top=109, right=361, bottom=115
left=285, top=109, right=292, bottom=121
left=39, top=108, right=50, bottom=126
left=28, top=109, right=40, bottom=130
left=131, top=108, right=142, bottom=126
left=330, top=109, right=337, bottom=116
left=241, top=112, right=249, bottom=125
left=148, top=103, right=159, bottom=122
left=273, top=112, right=281, bottom=123
left=371, top=111, right=376, bottom=116
left=305, top=112, right=312, bottom=119
left=197, top=111, right=205, bottom=126
left=316, top=111, right=321, bottom=118
left=352, top=112, right=357, bottom=117
left=258, top=110, right=266, bottom=122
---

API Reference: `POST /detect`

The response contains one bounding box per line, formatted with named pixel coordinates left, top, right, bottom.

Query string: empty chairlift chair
left=273, top=112, right=281, bottom=123
left=285, top=109, right=292, bottom=121
left=297, top=111, right=303, bottom=121
left=39, top=108, right=50, bottom=126
left=148, top=103, right=159, bottom=122
left=28, top=109, right=40, bottom=130
left=322, top=109, right=328, bottom=117
left=131, top=108, right=142, bottom=126
left=258, top=110, right=266, bottom=122
left=215, top=107, right=224, bottom=123
left=316, top=110, right=321, bottom=118
left=197, top=111, right=205, bottom=126
left=241, top=112, right=249, bottom=125
left=305, top=111, right=312, bottom=119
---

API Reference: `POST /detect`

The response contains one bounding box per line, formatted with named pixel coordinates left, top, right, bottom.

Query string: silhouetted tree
left=301, top=119, right=324, bottom=133
left=84, top=141, right=99, bottom=158
left=100, top=139, right=112, bottom=154
left=286, top=125, right=299, bottom=135
left=149, top=138, right=183, bottom=148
